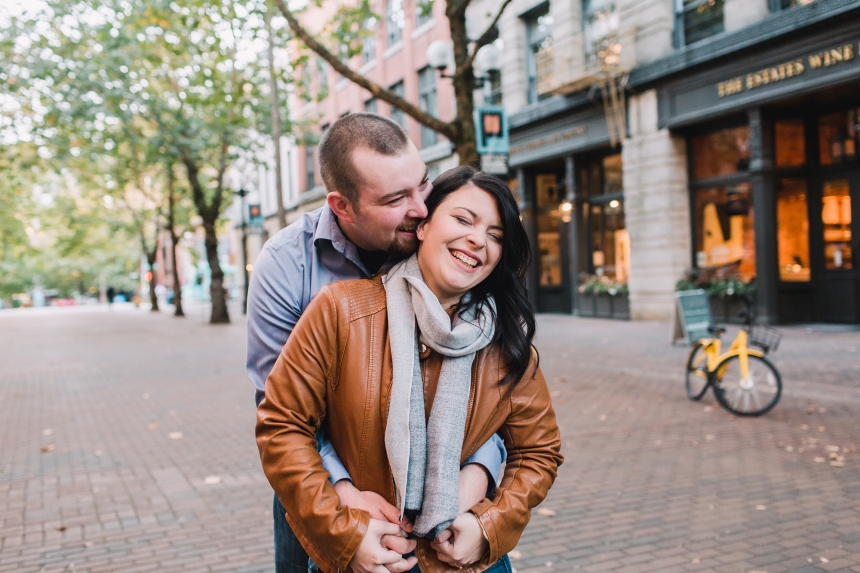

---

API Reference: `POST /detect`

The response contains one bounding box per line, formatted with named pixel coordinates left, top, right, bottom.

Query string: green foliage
left=676, top=266, right=756, bottom=299
left=578, top=274, right=629, bottom=296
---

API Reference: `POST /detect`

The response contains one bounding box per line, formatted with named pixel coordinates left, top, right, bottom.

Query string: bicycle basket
left=749, top=325, right=782, bottom=353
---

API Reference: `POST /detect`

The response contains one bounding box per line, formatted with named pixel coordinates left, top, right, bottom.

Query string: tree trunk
left=447, top=2, right=479, bottom=167
left=146, top=251, right=159, bottom=312
left=267, top=8, right=287, bottom=230
left=203, top=220, right=230, bottom=324
left=167, top=170, right=184, bottom=317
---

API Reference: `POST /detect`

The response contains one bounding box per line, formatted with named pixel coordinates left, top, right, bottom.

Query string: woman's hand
left=334, top=480, right=413, bottom=533
left=430, top=513, right=489, bottom=568
left=349, top=518, right=418, bottom=573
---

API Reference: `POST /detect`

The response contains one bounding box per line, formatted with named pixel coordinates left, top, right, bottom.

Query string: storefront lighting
left=609, top=200, right=620, bottom=208
left=561, top=201, right=573, bottom=212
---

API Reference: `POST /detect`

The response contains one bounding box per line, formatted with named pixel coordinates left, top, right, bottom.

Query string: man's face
left=348, top=143, right=431, bottom=256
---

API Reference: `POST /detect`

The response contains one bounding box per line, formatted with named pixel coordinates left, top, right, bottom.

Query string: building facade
left=499, top=0, right=860, bottom=324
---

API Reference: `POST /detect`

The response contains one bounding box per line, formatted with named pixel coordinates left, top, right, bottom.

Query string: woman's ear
left=416, top=220, right=427, bottom=241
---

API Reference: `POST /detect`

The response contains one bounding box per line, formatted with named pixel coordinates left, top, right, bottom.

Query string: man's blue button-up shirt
left=247, top=203, right=505, bottom=485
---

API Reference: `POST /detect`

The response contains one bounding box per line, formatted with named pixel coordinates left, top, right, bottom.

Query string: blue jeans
left=408, top=554, right=512, bottom=573
left=274, top=493, right=312, bottom=573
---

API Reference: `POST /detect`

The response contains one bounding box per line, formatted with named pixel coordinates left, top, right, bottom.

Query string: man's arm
left=247, top=241, right=353, bottom=484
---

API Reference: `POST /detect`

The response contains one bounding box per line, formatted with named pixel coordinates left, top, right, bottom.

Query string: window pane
left=536, top=173, right=560, bottom=208
left=415, top=0, right=433, bottom=27
left=364, top=98, right=378, bottom=113
left=538, top=211, right=561, bottom=286
left=777, top=178, right=810, bottom=281
left=389, top=81, right=406, bottom=129
left=818, top=109, right=860, bottom=166
left=590, top=200, right=628, bottom=281
left=305, top=146, right=315, bottom=190
left=693, top=184, right=756, bottom=280
left=418, top=67, right=437, bottom=148
left=602, top=154, right=623, bottom=194
left=822, top=180, right=853, bottom=269
left=386, top=0, right=404, bottom=46
left=781, top=0, right=817, bottom=8
left=683, top=0, right=724, bottom=45
left=692, top=126, right=750, bottom=179
left=775, top=119, right=805, bottom=167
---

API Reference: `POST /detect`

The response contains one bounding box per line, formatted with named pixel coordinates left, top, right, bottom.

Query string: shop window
left=693, top=184, right=756, bottom=280
left=602, top=154, right=623, bottom=195
left=536, top=173, right=561, bottom=208
left=777, top=178, right=810, bottom=281
left=818, top=109, right=860, bottom=166
left=389, top=81, right=406, bottom=129
left=822, top=180, right=852, bottom=269
left=418, top=67, right=438, bottom=148
left=691, top=126, right=750, bottom=180
left=305, top=146, right=316, bottom=191
left=589, top=200, right=629, bottom=281
left=675, top=0, right=725, bottom=47
left=775, top=119, right=805, bottom=167
left=523, top=3, right=552, bottom=105
left=538, top=211, right=562, bottom=286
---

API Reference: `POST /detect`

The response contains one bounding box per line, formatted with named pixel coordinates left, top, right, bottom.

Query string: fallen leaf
left=820, top=557, right=829, bottom=564
left=830, top=461, right=845, bottom=467
left=168, top=432, right=183, bottom=440
left=537, top=508, right=556, bottom=517
left=826, top=445, right=840, bottom=452
left=703, top=406, right=713, bottom=412
left=550, top=391, right=561, bottom=398
left=42, top=429, right=53, bottom=436
left=800, top=424, right=809, bottom=430
left=599, top=414, right=607, bottom=421
left=554, top=376, right=567, bottom=383
left=806, top=408, right=815, bottom=415
left=689, top=440, right=699, bottom=446
left=83, top=542, right=93, bottom=548
left=691, top=558, right=700, bottom=564
left=705, top=434, right=715, bottom=441
left=40, top=445, right=55, bottom=453
left=544, top=562, right=552, bottom=568
left=509, top=550, right=522, bottom=560
left=204, top=475, right=222, bottom=485
left=818, top=426, right=826, bottom=432
left=147, top=423, right=159, bottom=430
left=814, top=457, right=826, bottom=463
left=818, top=407, right=826, bottom=413
left=755, top=505, right=766, bottom=511
left=785, top=446, right=794, bottom=452
left=56, top=526, right=66, bottom=532
left=94, top=450, right=102, bottom=457
left=655, top=440, right=663, bottom=446
left=807, top=558, right=813, bottom=563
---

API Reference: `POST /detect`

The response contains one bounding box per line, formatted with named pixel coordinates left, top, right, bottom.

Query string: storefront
left=508, top=102, right=631, bottom=317
left=656, top=16, right=860, bottom=324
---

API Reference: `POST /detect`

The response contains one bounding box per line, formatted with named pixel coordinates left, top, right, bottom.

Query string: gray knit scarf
left=383, top=254, right=495, bottom=539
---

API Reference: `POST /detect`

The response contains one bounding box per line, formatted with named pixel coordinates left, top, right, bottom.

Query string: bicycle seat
left=708, top=325, right=726, bottom=336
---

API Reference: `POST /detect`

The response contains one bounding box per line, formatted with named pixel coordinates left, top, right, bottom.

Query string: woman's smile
left=450, top=248, right=481, bottom=270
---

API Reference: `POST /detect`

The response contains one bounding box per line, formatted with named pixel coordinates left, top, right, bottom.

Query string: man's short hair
left=318, top=112, right=410, bottom=207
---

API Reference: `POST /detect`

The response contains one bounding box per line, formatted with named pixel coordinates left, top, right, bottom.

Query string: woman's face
left=416, top=183, right=503, bottom=308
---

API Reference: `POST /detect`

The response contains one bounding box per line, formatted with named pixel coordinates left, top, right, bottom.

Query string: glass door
left=814, top=175, right=859, bottom=322
left=534, top=172, right=571, bottom=313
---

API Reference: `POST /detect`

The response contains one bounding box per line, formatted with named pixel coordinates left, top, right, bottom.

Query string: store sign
left=248, top=204, right=263, bottom=227
left=716, top=42, right=856, bottom=98
left=510, top=126, right=587, bottom=156
left=480, top=153, right=509, bottom=175
left=475, top=106, right=509, bottom=155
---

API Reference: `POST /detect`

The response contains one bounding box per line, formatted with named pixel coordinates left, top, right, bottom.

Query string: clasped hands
left=339, top=464, right=490, bottom=573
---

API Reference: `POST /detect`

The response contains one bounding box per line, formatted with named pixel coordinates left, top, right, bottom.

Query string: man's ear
left=416, top=219, right=427, bottom=241
left=327, top=192, right=356, bottom=225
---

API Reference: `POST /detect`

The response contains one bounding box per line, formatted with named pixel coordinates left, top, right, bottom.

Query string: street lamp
left=426, top=40, right=501, bottom=88
left=235, top=188, right=250, bottom=315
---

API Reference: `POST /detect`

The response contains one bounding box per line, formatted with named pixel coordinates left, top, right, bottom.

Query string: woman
left=257, top=166, right=562, bottom=573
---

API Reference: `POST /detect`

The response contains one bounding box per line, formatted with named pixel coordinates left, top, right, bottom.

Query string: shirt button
left=420, top=344, right=427, bottom=353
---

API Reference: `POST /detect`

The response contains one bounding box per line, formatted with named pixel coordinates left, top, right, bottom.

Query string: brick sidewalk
left=1, top=306, right=858, bottom=573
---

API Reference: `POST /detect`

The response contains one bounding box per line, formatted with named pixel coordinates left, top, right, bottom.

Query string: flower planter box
left=708, top=296, right=746, bottom=324
left=577, top=293, right=630, bottom=320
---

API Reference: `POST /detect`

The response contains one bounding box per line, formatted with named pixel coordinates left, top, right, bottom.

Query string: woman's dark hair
left=424, top=165, right=538, bottom=387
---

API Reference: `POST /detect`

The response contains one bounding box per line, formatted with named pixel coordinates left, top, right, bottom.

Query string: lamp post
left=426, top=40, right=501, bottom=91
left=235, top=187, right=250, bottom=315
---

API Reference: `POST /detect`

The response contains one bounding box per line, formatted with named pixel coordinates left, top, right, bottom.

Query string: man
left=247, top=113, right=505, bottom=573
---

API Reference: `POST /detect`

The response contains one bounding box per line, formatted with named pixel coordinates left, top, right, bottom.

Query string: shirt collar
left=315, top=202, right=370, bottom=275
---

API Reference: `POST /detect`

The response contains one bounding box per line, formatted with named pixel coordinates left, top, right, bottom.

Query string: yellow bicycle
left=685, top=296, right=782, bottom=416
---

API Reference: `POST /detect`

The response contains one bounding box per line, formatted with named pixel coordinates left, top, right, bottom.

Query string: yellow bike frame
left=694, top=329, right=764, bottom=382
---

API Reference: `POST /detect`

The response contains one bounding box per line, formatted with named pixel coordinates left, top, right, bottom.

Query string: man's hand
left=458, top=464, right=490, bottom=513
left=431, top=513, right=489, bottom=568
left=349, top=518, right=418, bottom=573
left=334, top=480, right=413, bottom=533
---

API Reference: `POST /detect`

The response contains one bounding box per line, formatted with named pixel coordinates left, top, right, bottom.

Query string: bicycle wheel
left=685, top=342, right=710, bottom=400
left=712, top=354, right=782, bottom=416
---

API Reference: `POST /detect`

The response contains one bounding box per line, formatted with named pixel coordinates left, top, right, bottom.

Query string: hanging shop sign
left=475, top=106, right=509, bottom=155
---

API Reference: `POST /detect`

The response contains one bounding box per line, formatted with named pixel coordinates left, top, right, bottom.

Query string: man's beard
left=388, top=218, right=421, bottom=257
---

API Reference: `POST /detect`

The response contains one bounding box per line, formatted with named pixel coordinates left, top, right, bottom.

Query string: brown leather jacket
left=256, top=276, right=563, bottom=573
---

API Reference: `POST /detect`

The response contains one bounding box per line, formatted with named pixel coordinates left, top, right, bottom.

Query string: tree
left=271, top=0, right=513, bottom=166
left=3, top=0, right=273, bottom=323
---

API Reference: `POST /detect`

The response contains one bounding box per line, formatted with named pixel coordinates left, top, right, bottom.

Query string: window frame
left=522, top=2, right=552, bottom=105
left=389, top=81, right=407, bottom=129
left=417, top=66, right=438, bottom=148
left=386, top=0, right=404, bottom=47
left=674, top=0, right=726, bottom=48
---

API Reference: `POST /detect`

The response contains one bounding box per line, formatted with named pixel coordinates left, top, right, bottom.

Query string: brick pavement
left=1, top=305, right=858, bottom=573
